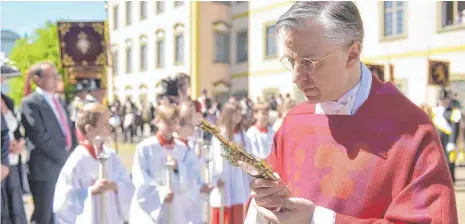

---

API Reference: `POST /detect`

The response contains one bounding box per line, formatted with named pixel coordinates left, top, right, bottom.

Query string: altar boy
left=247, top=103, right=275, bottom=159
left=177, top=100, right=213, bottom=223
left=53, top=103, right=134, bottom=224
left=129, top=104, right=193, bottom=223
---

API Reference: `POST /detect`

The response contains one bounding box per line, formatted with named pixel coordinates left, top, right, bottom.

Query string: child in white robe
left=53, top=103, right=135, bottom=224
left=177, top=100, right=213, bottom=224
left=210, top=102, right=252, bottom=224
left=247, top=103, right=275, bottom=159
left=129, top=104, right=193, bottom=224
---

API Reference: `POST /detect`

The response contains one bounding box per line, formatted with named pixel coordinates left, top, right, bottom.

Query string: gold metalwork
left=93, top=22, right=105, bottom=35
left=58, top=23, right=71, bottom=36
left=96, top=53, right=107, bottom=65
left=197, top=119, right=278, bottom=181
left=63, top=54, right=75, bottom=67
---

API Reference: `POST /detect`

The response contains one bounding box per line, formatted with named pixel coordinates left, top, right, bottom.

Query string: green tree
left=8, top=21, right=64, bottom=106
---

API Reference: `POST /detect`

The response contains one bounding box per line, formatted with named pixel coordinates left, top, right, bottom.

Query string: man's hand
left=90, top=178, right=117, bottom=195
left=164, top=191, right=174, bottom=203
left=250, top=174, right=290, bottom=209
left=255, top=198, right=315, bottom=224
left=200, top=183, right=213, bottom=194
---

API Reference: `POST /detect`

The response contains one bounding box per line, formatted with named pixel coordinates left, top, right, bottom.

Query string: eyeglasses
left=280, top=48, right=342, bottom=73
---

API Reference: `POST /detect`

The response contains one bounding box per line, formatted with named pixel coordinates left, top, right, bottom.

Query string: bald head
left=29, top=61, right=60, bottom=93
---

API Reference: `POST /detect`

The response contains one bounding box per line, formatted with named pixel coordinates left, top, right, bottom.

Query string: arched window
left=173, top=23, right=185, bottom=65
left=139, top=35, right=148, bottom=72
left=125, top=39, right=133, bottom=73
left=111, top=44, right=119, bottom=74
left=155, top=29, right=165, bottom=68
left=213, top=21, right=231, bottom=63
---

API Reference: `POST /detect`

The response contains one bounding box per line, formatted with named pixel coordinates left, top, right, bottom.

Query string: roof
left=0, top=30, right=20, bottom=41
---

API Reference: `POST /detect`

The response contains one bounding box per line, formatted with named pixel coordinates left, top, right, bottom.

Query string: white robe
left=129, top=137, right=194, bottom=224
left=3, top=110, right=29, bottom=165
left=246, top=125, right=275, bottom=159
left=183, top=137, right=209, bottom=224
left=209, top=129, right=251, bottom=208
left=53, top=145, right=135, bottom=224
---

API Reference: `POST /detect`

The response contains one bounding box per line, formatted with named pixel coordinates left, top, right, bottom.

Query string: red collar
left=76, top=127, right=86, bottom=142
left=76, top=129, right=97, bottom=160
left=255, top=123, right=268, bottom=133
left=176, top=138, right=190, bottom=151
left=233, top=128, right=240, bottom=134
left=80, top=142, right=97, bottom=160
left=156, top=132, right=175, bottom=149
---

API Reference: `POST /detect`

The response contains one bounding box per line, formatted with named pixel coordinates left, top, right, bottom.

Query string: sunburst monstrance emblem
left=77, top=31, right=91, bottom=55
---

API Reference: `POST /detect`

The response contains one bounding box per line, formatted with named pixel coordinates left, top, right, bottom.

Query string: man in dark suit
left=20, top=61, right=71, bottom=224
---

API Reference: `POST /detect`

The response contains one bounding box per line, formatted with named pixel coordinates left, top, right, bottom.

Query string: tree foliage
left=8, top=21, right=64, bottom=106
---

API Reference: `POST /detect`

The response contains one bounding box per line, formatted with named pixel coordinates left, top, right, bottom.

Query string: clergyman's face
left=281, top=21, right=356, bottom=103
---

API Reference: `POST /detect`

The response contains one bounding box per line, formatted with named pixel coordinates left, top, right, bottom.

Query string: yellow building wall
left=196, top=2, right=231, bottom=99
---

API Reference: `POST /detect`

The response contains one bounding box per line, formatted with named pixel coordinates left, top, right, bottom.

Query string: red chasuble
left=268, top=77, right=458, bottom=223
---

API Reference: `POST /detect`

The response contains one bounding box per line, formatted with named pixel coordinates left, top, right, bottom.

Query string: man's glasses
left=280, top=47, right=342, bottom=73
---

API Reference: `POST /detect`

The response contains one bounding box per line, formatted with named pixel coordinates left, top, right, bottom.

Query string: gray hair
left=276, top=1, right=364, bottom=47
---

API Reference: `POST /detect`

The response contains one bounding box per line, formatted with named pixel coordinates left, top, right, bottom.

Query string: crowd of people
left=106, top=85, right=296, bottom=144
left=0, top=60, right=297, bottom=224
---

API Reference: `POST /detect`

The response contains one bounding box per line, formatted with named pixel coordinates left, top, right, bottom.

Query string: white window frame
left=382, top=1, right=406, bottom=37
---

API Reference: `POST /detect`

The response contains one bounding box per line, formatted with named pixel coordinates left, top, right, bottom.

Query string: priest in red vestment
left=245, top=2, right=458, bottom=224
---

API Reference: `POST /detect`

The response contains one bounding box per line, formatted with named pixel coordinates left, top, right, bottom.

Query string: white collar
left=315, top=62, right=372, bottom=115
left=36, top=87, right=55, bottom=100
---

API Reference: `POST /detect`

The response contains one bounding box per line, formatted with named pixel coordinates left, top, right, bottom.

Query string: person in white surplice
left=210, top=102, right=251, bottom=224
left=53, top=103, right=135, bottom=224
left=129, top=104, right=193, bottom=223
left=246, top=103, right=275, bottom=160
left=176, top=100, right=213, bottom=224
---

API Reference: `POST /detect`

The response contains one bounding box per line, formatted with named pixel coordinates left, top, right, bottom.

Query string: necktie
left=52, top=96, right=71, bottom=150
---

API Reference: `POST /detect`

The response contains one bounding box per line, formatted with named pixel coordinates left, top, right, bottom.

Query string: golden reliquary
left=197, top=119, right=278, bottom=181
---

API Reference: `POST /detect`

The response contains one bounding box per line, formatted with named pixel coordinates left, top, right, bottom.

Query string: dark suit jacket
left=1, top=114, right=9, bottom=166
left=1, top=114, right=9, bottom=188
left=20, top=92, right=69, bottom=182
left=2, top=94, right=22, bottom=140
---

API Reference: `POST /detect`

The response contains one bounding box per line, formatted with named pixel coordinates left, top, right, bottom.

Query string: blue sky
left=1, top=1, right=107, bottom=37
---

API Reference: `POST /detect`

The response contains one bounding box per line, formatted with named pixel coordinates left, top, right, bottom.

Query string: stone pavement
left=23, top=166, right=465, bottom=223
